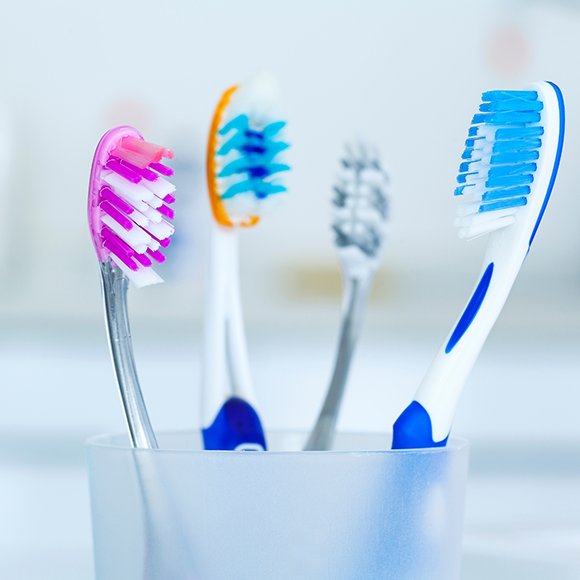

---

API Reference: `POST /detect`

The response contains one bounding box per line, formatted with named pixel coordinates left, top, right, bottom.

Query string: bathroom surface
left=0, top=272, right=579, bottom=579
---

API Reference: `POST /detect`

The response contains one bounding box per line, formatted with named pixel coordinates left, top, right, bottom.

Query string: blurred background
left=0, top=0, right=579, bottom=578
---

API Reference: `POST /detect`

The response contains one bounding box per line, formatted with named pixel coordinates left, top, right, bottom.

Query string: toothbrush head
left=332, top=141, right=390, bottom=272
left=206, top=72, right=290, bottom=228
left=88, top=126, right=176, bottom=288
left=454, top=81, right=564, bottom=244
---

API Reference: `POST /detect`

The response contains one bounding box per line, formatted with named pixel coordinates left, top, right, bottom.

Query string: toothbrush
left=202, top=72, right=290, bottom=451
left=304, top=141, right=389, bottom=451
left=392, top=81, right=565, bottom=449
left=88, top=125, right=176, bottom=449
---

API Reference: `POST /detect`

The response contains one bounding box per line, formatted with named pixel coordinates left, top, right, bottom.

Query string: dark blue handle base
left=202, top=397, right=267, bottom=450
left=392, top=401, right=449, bottom=449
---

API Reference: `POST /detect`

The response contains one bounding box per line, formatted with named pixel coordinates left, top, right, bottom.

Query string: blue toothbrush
left=393, top=81, right=565, bottom=449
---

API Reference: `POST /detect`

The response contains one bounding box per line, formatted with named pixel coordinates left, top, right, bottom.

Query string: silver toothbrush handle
left=100, top=261, right=158, bottom=449
left=304, top=275, right=372, bottom=451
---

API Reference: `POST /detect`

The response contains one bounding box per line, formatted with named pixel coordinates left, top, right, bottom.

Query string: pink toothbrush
left=88, top=126, right=175, bottom=449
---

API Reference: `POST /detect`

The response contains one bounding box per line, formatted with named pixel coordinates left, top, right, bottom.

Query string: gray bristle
left=332, top=141, right=390, bottom=258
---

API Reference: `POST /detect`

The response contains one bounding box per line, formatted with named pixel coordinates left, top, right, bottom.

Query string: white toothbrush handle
left=415, top=242, right=525, bottom=443
left=201, top=221, right=229, bottom=427
left=202, top=222, right=256, bottom=428
left=100, top=262, right=158, bottom=449
left=304, top=273, right=372, bottom=451
left=225, top=233, right=257, bottom=405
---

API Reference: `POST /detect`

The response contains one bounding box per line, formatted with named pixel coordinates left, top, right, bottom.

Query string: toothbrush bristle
left=208, top=76, right=290, bottom=227
left=455, top=90, right=544, bottom=239
left=116, top=135, right=174, bottom=168
left=88, top=127, right=176, bottom=288
left=331, top=142, right=389, bottom=259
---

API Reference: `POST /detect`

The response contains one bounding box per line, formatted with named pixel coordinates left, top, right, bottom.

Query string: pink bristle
left=104, top=241, right=139, bottom=271
left=113, top=147, right=157, bottom=169
left=134, top=252, right=153, bottom=267
left=149, top=162, right=174, bottom=177
left=99, top=186, right=134, bottom=216
left=100, top=200, right=133, bottom=230
left=101, top=226, right=135, bottom=258
left=118, top=136, right=174, bottom=167
left=162, top=193, right=176, bottom=204
left=113, top=158, right=159, bottom=182
left=147, top=248, right=166, bottom=263
left=101, top=229, right=139, bottom=272
left=105, top=159, right=142, bottom=184
left=148, top=233, right=171, bottom=248
left=157, top=204, right=175, bottom=220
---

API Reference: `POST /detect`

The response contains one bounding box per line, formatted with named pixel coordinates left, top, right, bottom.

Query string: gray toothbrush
left=304, top=142, right=389, bottom=451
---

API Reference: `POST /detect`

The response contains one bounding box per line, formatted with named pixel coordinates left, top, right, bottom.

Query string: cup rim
left=85, top=428, right=470, bottom=456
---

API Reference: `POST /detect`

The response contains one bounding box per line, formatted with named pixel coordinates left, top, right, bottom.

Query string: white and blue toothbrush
left=203, top=73, right=290, bottom=451
left=392, top=81, right=565, bottom=449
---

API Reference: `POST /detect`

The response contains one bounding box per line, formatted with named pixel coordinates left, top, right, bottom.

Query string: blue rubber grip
left=202, top=397, right=267, bottom=451
left=392, top=401, right=449, bottom=449
left=445, top=262, right=494, bottom=354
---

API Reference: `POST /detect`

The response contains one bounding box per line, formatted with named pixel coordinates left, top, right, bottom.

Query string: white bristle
left=454, top=207, right=518, bottom=228
left=103, top=172, right=154, bottom=204
left=457, top=201, right=484, bottom=217
left=146, top=218, right=174, bottom=240
left=142, top=175, right=176, bottom=198
left=458, top=215, right=517, bottom=239
left=110, top=252, right=163, bottom=288
left=102, top=213, right=154, bottom=253
left=141, top=206, right=163, bottom=223
left=127, top=208, right=149, bottom=228
left=146, top=195, right=163, bottom=209
left=225, top=71, right=281, bottom=124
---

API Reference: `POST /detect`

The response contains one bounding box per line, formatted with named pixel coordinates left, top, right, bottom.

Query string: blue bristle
left=488, top=162, right=537, bottom=179
left=495, top=126, right=544, bottom=140
left=486, top=173, right=534, bottom=188
left=479, top=99, right=543, bottom=113
left=472, top=111, right=541, bottom=125
left=456, top=87, right=547, bottom=230
left=222, top=179, right=287, bottom=200
left=262, top=121, right=286, bottom=138
left=482, top=185, right=530, bottom=201
left=244, top=129, right=264, bottom=140
left=247, top=166, right=269, bottom=178
left=492, top=138, right=542, bottom=153
left=479, top=196, right=528, bottom=212
left=490, top=150, right=539, bottom=165
left=216, top=114, right=289, bottom=201
left=481, top=90, right=538, bottom=101
left=218, top=132, right=247, bottom=156
left=220, top=115, right=249, bottom=135
left=457, top=172, right=478, bottom=184
left=465, top=137, right=484, bottom=148
left=241, top=144, right=267, bottom=155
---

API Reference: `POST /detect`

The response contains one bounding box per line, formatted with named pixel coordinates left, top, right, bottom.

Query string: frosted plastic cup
left=86, top=430, right=469, bottom=580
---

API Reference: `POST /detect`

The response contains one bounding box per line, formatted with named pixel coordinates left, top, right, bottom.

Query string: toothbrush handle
left=304, top=275, right=371, bottom=451
left=202, top=221, right=229, bottom=427
left=202, top=223, right=257, bottom=428
left=100, top=262, right=158, bottom=449
left=225, top=230, right=257, bottom=404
